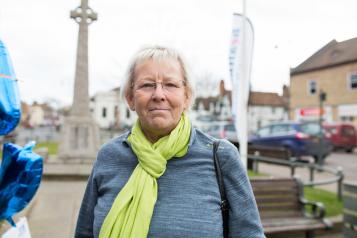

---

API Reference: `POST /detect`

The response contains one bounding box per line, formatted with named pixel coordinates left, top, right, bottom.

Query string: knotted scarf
left=99, top=113, right=191, bottom=238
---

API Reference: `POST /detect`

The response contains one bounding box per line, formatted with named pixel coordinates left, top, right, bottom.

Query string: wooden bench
left=251, top=177, right=332, bottom=238
left=248, top=145, right=307, bottom=175
left=248, top=144, right=292, bottom=160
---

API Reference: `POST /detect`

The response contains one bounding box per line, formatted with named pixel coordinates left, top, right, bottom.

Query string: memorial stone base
left=58, top=116, right=100, bottom=163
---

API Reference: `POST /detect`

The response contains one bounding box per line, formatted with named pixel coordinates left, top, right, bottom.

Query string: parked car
left=206, top=122, right=239, bottom=146
left=323, top=123, right=357, bottom=153
left=248, top=121, right=333, bottom=164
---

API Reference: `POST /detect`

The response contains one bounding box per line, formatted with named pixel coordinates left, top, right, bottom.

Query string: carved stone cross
left=70, top=0, right=97, bottom=25
left=70, top=0, right=97, bottom=117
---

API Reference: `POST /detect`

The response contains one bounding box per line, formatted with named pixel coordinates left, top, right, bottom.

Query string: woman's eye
left=142, top=83, right=155, bottom=88
left=165, top=83, right=179, bottom=88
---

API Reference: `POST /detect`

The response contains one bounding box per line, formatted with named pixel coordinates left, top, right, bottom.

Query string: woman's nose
left=152, top=83, right=166, bottom=101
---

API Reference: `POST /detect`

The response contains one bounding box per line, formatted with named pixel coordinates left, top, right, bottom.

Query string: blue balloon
left=0, top=39, right=21, bottom=136
left=0, top=141, right=43, bottom=226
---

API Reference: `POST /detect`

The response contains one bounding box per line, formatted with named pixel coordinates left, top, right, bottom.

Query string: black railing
left=248, top=153, right=344, bottom=200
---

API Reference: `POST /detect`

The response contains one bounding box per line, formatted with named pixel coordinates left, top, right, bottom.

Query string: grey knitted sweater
left=75, top=128, right=265, bottom=238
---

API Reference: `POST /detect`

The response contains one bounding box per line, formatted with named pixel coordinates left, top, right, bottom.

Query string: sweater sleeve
left=217, top=140, right=266, bottom=238
left=75, top=167, right=98, bottom=238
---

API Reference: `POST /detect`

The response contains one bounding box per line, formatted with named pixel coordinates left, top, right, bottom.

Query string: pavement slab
left=27, top=180, right=87, bottom=238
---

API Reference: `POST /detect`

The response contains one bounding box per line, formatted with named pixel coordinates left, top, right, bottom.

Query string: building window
left=308, top=80, right=317, bottom=95
left=340, top=116, right=354, bottom=122
left=102, top=107, right=107, bottom=118
left=348, top=73, right=357, bottom=90
left=114, top=106, right=118, bottom=118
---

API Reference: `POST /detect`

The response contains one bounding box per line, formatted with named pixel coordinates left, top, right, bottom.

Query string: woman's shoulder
left=216, top=139, right=241, bottom=168
left=95, top=131, right=133, bottom=163
left=193, top=128, right=217, bottom=146
left=193, top=128, right=240, bottom=163
left=99, top=131, right=129, bottom=151
left=194, top=128, right=238, bottom=150
left=198, top=131, right=245, bottom=178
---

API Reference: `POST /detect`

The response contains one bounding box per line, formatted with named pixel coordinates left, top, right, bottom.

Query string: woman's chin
left=150, top=122, right=172, bottom=132
left=146, top=120, right=175, bottom=134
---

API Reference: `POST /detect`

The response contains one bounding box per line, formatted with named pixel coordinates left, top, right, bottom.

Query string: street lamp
left=317, top=90, right=327, bottom=165
left=319, top=90, right=326, bottom=130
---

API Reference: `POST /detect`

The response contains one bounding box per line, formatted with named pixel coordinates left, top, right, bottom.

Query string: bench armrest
left=300, top=198, right=325, bottom=218
left=299, top=198, right=333, bottom=229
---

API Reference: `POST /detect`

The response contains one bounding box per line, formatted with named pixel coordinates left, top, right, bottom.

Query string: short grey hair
left=122, top=45, right=194, bottom=103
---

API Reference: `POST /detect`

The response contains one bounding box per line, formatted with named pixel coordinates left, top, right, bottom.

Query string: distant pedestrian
left=75, top=45, right=265, bottom=238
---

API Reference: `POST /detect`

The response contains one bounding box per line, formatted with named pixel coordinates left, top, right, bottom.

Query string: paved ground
left=324, top=150, right=357, bottom=182
left=27, top=180, right=87, bottom=238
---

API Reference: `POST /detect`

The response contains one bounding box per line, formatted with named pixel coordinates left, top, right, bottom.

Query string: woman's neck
left=140, top=126, right=171, bottom=143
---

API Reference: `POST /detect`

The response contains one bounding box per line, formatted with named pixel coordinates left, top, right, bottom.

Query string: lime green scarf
left=99, top=113, right=191, bottom=238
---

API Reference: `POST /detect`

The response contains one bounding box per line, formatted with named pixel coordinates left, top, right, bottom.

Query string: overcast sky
left=1, top=0, right=356, bottom=107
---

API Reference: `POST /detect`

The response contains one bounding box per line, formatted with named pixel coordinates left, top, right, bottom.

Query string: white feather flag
left=229, top=13, right=254, bottom=167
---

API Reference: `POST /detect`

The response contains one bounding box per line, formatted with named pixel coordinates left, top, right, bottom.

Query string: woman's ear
left=183, top=94, right=192, bottom=111
left=125, top=93, right=135, bottom=111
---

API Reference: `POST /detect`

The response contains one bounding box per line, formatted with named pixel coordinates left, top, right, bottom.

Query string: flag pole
left=238, top=0, right=248, bottom=168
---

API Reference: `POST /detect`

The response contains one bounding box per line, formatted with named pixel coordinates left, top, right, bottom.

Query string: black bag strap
left=213, top=140, right=229, bottom=238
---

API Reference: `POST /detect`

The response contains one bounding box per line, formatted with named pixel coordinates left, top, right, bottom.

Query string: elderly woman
left=75, top=46, right=265, bottom=238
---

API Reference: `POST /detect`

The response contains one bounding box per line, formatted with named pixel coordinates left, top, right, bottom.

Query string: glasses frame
left=132, top=80, right=186, bottom=94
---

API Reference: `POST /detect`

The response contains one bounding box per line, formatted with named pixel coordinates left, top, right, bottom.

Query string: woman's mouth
left=149, top=108, right=169, bottom=111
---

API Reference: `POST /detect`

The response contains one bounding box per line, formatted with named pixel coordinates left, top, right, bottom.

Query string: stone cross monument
left=59, top=0, right=100, bottom=162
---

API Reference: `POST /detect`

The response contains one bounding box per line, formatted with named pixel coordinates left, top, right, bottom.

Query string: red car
left=323, top=123, right=357, bottom=153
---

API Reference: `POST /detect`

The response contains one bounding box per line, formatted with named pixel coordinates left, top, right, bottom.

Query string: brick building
left=290, top=37, right=357, bottom=123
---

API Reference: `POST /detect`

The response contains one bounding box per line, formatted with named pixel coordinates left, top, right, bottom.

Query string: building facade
left=290, top=37, right=357, bottom=123
left=89, top=87, right=136, bottom=129
left=248, top=92, right=288, bottom=133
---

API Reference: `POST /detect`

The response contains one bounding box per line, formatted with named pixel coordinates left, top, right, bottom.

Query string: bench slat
left=253, top=183, right=297, bottom=188
left=255, top=197, right=298, bottom=204
left=262, top=217, right=326, bottom=233
left=248, top=145, right=290, bottom=160
left=253, top=190, right=298, bottom=196
left=258, top=203, right=300, bottom=212
left=260, top=211, right=303, bottom=219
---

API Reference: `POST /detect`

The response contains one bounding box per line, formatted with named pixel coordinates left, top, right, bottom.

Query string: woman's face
left=126, top=58, right=190, bottom=141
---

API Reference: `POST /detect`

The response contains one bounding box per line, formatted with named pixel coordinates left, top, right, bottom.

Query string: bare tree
left=194, top=71, right=221, bottom=97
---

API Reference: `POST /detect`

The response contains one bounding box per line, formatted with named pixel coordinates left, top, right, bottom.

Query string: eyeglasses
left=134, top=80, right=185, bottom=93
